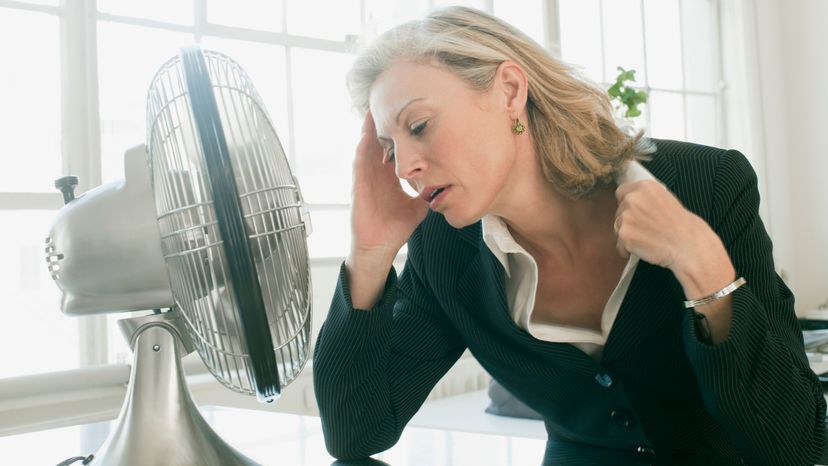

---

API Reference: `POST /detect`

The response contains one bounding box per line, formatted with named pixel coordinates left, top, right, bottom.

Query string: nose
left=394, top=142, right=427, bottom=181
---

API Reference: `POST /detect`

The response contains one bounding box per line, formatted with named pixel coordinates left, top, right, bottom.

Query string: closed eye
left=410, top=120, right=427, bottom=136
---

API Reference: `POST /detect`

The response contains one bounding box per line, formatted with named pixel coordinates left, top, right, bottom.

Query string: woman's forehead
left=368, top=63, right=438, bottom=127
left=368, top=61, right=469, bottom=116
left=371, top=62, right=445, bottom=98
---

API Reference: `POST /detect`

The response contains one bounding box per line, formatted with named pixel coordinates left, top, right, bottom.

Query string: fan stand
left=89, top=313, right=259, bottom=466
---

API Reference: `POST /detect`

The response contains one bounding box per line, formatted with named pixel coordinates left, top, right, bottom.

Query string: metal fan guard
left=145, top=48, right=311, bottom=398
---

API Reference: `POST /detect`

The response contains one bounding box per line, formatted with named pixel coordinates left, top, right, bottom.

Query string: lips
left=419, top=185, right=451, bottom=210
left=420, top=185, right=449, bottom=203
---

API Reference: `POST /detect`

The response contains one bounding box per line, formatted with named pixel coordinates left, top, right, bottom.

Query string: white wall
left=754, top=0, right=828, bottom=313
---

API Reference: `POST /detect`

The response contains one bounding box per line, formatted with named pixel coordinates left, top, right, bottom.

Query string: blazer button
left=636, top=446, right=656, bottom=456
left=594, top=373, right=613, bottom=388
left=635, top=445, right=657, bottom=464
left=610, top=409, right=635, bottom=428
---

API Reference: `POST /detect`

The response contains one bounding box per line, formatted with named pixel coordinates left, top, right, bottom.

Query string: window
left=0, top=211, right=79, bottom=377
left=0, top=0, right=725, bottom=378
left=0, top=1, right=515, bottom=378
left=557, top=0, right=722, bottom=146
left=0, top=2, right=78, bottom=378
left=0, top=7, right=62, bottom=192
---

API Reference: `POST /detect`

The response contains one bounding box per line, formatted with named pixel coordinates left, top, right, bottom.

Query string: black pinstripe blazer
left=314, top=139, right=827, bottom=465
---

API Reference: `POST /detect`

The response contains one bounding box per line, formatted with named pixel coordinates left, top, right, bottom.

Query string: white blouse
left=481, top=160, right=656, bottom=360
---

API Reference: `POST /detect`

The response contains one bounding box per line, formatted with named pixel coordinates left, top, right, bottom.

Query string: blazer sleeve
left=312, top=247, right=467, bottom=460
left=682, top=149, right=826, bottom=465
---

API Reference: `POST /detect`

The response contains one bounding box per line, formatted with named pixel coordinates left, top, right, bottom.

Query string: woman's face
left=369, top=60, right=520, bottom=228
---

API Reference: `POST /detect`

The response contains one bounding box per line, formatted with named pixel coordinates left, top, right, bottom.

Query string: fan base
left=90, top=322, right=258, bottom=466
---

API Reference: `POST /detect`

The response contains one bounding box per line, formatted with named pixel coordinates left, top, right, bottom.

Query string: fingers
left=359, top=111, right=379, bottom=150
left=614, top=182, right=653, bottom=260
left=613, top=213, right=631, bottom=259
left=615, top=237, right=631, bottom=260
left=361, top=110, right=376, bottom=137
left=614, top=180, right=691, bottom=267
left=356, top=112, right=386, bottom=168
left=614, top=180, right=673, bottom=233
left=615, top=179, right=667, bottom=204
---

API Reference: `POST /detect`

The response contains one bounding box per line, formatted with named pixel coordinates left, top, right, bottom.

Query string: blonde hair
left=347, top=6, right=653, bottom=198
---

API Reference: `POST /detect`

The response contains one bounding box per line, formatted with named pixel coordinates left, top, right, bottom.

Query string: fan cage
left=145, top=49, right=311, bottom=395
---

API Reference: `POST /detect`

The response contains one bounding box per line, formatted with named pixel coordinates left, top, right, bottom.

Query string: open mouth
left=427, top=186, right=447, bottom=202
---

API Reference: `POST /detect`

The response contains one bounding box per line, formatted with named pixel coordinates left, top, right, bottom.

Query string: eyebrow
left=395, top=97, right=425, bottom=123
left=376, top=97, right=426, bottom=142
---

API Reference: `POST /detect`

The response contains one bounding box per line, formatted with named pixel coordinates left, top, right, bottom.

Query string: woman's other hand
left=613, top=180, right=736, bottom=301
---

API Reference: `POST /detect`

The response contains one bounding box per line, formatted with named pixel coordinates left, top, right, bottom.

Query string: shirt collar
left=481, top=214, right=516, bottom=277
left=481, top=159, right=657, bottom=275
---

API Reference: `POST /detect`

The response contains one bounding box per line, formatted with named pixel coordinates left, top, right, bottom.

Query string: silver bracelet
left=683, top=277, right=746, bottom=308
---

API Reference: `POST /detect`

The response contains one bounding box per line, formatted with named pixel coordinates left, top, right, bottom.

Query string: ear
left=495, top=61, right=528, bottom=118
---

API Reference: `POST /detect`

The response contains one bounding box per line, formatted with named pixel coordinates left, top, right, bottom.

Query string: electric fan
left=46, top=46, right=312, bottom=466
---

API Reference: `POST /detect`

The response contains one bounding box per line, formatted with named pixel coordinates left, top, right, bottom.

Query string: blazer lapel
left=455, top=227, right=601, bottom=377
left=455, top=235, right=509, bottom=326
left=600, top=262, right=685, bottom=364
left=602, top=147, right=686, bottom=363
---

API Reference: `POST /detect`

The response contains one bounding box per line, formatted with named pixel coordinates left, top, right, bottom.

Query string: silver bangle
left=683, top=277, right=746, bottom=308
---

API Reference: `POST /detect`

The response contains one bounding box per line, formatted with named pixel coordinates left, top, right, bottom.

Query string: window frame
left=553, top=0, right=725, bottom=147
left=0, top=0, right=506, bottom=381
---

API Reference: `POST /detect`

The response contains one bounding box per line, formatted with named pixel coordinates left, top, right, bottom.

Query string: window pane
left=364, top=0, right=430, bottom=37
left=0, top=9, right=61, bottom=192
left=0, top=210, right=80, bottom=378
left=558, top=0, right=603, bottom=82
left=643, top=0, right=683, bottom=90
left=200, top=37, right=291, bottom=158
left=97, top=0, right=193, bottom=25
left=648, top=90, right=684, bottom=140
left=681, top=0, right=717, bottom=92
left=493, top=0, right=545, bottom=47
left=302, top=208, right=406, bottom=260
left=285, top=0, right=361, bottom=41
left=97, top=22, right=192, bottom=184
left=686, top=94, right=717, bottom=146
left=306, top=209, right=350, bottom=258
left=602, top=0, right=646, bottom=84
left=107, top=311, right=154, bottom=365
left=290, top=48, right=358, bottom=205
left=207, top=0, right=284, bottom=32
left=108, top=314, right=131, bottom=365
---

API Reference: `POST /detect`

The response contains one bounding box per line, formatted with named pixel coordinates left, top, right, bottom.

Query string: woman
left=313, top=6, right=826, bottom=465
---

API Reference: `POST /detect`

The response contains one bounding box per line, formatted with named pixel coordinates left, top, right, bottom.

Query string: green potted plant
left=607, top=66, right=648, bottom=119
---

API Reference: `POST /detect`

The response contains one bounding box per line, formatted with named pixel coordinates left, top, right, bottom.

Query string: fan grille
left=145, top=49, right=311, bottom=396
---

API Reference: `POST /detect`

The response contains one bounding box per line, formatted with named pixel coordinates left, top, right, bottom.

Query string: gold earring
left=512, top=118, right=525, bottom=135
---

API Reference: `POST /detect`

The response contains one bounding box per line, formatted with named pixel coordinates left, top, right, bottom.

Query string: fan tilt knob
left=55, top=176, right=79, bottom=205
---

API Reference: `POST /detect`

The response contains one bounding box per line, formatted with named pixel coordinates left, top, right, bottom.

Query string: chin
left=440, top=209, right=481, bottom=229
